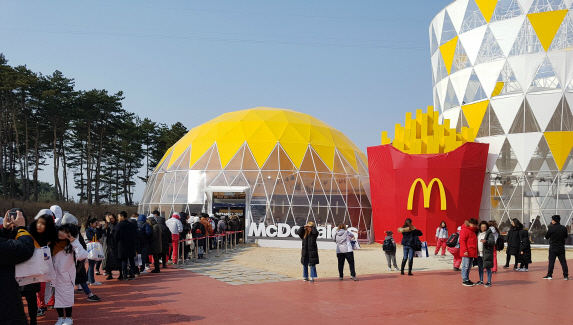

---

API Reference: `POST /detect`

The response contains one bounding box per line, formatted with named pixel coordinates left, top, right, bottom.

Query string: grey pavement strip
left=177, top=248, right=296, bottom=285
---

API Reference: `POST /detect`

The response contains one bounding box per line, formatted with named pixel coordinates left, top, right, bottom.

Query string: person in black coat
left=0, top=210, right=35, bottom=325
left=157, top=217, right=172, bottom=268
left=504, top=219, right=522, bottom=270
left=128, top=215, right=143, bottom=276
left=115, top=211, right=138, bottom=280
left=147, top=217, right=162, bottom=273
left=191, top=216, right=206, bottom=259
left=229, top=216, right=241, bottom=244
left=544, top=215, right=569, bottom=280
left=398, top=218, right=424, bottom=276
left=179, top=212, right=191, bottom=260
left=518, top=228, right=532, bottom=271
left=102, top=213, right=122, bottom=280
left=296, top=222, right=319, bottom=282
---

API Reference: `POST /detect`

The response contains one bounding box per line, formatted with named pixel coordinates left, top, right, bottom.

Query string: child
left=435, top=221, right=448, bottom=255
left=518, top=227, right=532, bottom=272
left=477, top=221, right=495, bottom=287
left=382, top=231, right=398, bottom=271
left=447, top=226, right=462, bottom=271
left=28, top=209, right=58, bottom=320
left=51, top=222, right=88, bottom=325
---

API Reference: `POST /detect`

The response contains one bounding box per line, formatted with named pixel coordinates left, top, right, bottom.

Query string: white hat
left=35, top=209, right=54, bottom=220
left=50, top=205, right=63, bottom=220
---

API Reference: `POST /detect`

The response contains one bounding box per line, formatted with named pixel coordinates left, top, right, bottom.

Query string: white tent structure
left=431, top=0, right=573, bottom=243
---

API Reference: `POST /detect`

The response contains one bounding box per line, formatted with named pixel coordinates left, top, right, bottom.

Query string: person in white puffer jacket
left=51, top=222, right=88, bottom=325
left=333, top=224, right=358, bottom=281
left=165, top=213, right=183, bottom=264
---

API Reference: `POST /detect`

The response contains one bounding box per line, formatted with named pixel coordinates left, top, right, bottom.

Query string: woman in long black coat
left=504, top=218, right=522, bottom=270
left=147, top=217, right=162, bottom=273
left=102, top=214, right=122, bottom=279
left=157, top=217, right=172, bottom=267
left=296, top=222, right=319, bottom=282
left=518, top=228, right=532, bottom=271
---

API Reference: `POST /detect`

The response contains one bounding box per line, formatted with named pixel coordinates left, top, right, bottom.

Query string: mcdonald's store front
left=367, top=142, right=489, bottom=246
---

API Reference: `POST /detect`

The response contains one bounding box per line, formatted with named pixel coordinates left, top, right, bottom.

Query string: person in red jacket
left=459, top=218, right=478, bottom=287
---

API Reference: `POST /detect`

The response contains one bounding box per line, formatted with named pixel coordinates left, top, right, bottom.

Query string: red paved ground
left=34, top=260, right=573, bottom=325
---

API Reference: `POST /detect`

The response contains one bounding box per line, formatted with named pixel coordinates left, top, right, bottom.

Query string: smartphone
left=9, top=210, right=18, bottom=219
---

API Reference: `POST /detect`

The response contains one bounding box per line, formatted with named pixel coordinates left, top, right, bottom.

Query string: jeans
left=461, top=257, right=473, bottom=281
left=121, top=257, right=137, bottom=278
left=303, top=256, right=317, bottom=279
left=477, top=256, right=492, bottom=283
left=337, top=252, right=356, bottom=277
left=79, top=282, right=92, bottom=295
left=385, top=252, right=398, bottom=269
left=88, top=260, right=96, bottom=283
left=548, top=249, right=569, bottom=277
left=403, top=246, right=415, bottom=261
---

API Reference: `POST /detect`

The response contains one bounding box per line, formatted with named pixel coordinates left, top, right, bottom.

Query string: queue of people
left=1, top=207, right=244, bottom=325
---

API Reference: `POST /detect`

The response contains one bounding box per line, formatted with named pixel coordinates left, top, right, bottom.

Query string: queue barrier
left=175, top=230, right=245, bottom=267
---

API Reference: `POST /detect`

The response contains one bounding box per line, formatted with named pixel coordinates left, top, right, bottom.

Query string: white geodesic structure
left=431, top=0, right=573, bottom=242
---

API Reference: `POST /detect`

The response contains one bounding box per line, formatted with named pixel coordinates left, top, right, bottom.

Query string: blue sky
left=0, top=0, right=452, bottom=201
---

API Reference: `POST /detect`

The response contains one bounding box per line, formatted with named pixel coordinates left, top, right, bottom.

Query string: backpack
left=140, top=223, right=153, bottom=242
left=495, top=236, right=505, bottom=251
left=412, top=236, right=422, bottom=251
left=382, top=238, right=396, bottom=252
left=446, top=233, right=459, bottom=248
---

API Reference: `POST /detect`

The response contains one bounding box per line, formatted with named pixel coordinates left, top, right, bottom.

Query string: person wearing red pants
left=435, top=221, right=448, bottom=255
left=447, top=226, right=462, bottom=271
left=166, top=213, right=183, bottom=264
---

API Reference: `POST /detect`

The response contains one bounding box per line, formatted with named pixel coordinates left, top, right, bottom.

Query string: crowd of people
left=0, top=207, right=243, bottom=325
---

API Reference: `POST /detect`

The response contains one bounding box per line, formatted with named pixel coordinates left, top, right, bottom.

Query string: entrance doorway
left=204, top=186, right=250, bottom=242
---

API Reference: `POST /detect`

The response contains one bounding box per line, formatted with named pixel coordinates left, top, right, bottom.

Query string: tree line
left=0, top=53, right=188, bottom=205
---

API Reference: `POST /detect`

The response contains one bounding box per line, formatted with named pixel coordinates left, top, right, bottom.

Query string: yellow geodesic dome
left=157, top=107, right=367, bottom=171
left=140, top=107, right=373, bottom=243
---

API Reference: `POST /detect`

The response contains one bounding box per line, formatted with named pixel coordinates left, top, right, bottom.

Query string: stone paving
left=177, top=246, right=296, bottom=285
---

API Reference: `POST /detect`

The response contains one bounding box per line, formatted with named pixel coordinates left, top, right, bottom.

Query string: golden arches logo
left=407, top=178, right=447, bottom=211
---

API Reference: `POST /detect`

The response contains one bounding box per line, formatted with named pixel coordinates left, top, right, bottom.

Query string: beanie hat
left=552, top=215, right=561, bottom=223
left=35, top=209, right=54, bottom=220
left=50, top=205, right=63, bottom=220
left=172, top=212, right=180, bottom=220
left=59, top=213, right=78, bottom=226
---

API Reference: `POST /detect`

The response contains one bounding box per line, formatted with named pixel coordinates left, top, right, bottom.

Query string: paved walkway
left=35, top=256, right=573, bottom=325
left=178, top=247, right=295, bottom=285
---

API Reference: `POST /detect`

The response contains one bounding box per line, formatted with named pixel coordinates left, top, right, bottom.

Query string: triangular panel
left=509, top=19, right=545, bottom=55
left=474, top=59, right=507, bottom=97
left=507, top=53, right=546, bottom=89
left=489, top=16, right=526, bottom=56
left=475, top=0, right=499, bottom=22
left=527, top=9, right=569, bottom=50
left=492, top=0, right=524, bottom=22
left=459, top=24, right=488, bottom=64
left=464, top=69, right=488, bottom=103
left=529, top=56, right=562, bottom=92
left=508, top=99, right=542, bottom=133
left=447, top=0, right=470, bottom=33
left=450, top=67, right=473, bottom=102
left=460, top=0, right=488, bottom=34
left=548, top=12, right=573, bottom=51
left=441, top=11, right=458, bottom=46
left=490, top=95, right=526, bottom=134
left=544, top=131, right=573, bottom=170
left=475, top=27, right=505, bottom=65
left=507, top=132, right=544, bottom=170
left=477, top=135, right=506, bottom=171
left=528, top=92, right=563, bottom=131
left=495, top=60, right=523, bottom=96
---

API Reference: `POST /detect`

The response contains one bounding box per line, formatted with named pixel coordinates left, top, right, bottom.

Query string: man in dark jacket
left=179, top=212, right=191, bottom=260
left=229, top=216, right=241, bottom=244
left=544, top=215, right=569, bottom=280
left=147, top=216, right=162, bottom=273
left=0, top=211, right=35, bottom=325
left=115, top=211, right=138, bottom=280
left=129, top=214, right=143, bottom=276
left=157, top=217, right=172, bottom=268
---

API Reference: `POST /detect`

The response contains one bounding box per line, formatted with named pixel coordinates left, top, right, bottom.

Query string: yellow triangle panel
left=475, top=0, right=498, bottom=23
left=528, top=10, right=568, bottom=51
left=161, top=107, right=367, bottom=173
left=544, top=131, right=573, bottom=171
left=491, top=82, right=504, bottom=97
left=439, top=36, right=458, bottom=75
left=462, top=100, right=490, bottom=131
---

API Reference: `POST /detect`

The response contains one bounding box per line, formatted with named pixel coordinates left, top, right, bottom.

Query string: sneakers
left=515, top=268, right=522, bottom=271
left=475, top=281, right=484, bottom=285
left=388, top=268, right=392, bottom=271
left=543, top=275, right=553, bottom=280
left=95, top=271, right=101, bottom=275
left=76, top=288, right=84, bottom=293
left=105, top=275, right=113, bottom=280
left=89, top=281, right=103, bottom=286
left=521, top=269, right=529, bottom=272
left=351, top=276, right=358, bottom=281
left=37, top=308, right=46, bottom=317
left=485, top=282, right=492, bottom=287
left=453, top=267, right=461, bottom=271
left=303, top=278, right=309, bottom=282
left=462, top=280, right=474, bottom=287
left=565, top=277, right=569, bottom=281
left=55, top=317, right=65, bottom=325
left=63, top=317, right=74, bottom=325
left=309, top=278, right=315, bottom=283
left=503, top=265, right=510, bottom=269
left=87, top=294, right=101, bottom=302
left=339, top=277, right=343, bottom=281
left=140, top=270, right=148, bottom=274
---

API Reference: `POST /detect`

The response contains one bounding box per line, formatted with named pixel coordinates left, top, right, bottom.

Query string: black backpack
left=412, top=236, right=423, bottom=251
left=446, top=233, right=459, bottom=248
left=382, top=238, right=396, bottom=252
left=495, top=236, right=505, bottom=251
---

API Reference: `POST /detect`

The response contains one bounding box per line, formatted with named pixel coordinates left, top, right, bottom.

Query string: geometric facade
left=431, top=0, right=573, bottom=243
left=138, top=107, right=373, bottom=242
